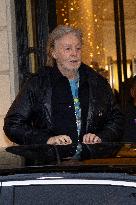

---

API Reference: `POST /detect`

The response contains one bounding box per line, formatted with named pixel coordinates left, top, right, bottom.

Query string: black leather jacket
left=3, top=63, right=123, bottom=145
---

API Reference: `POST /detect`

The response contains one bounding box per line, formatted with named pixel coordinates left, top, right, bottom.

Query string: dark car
left=0, top=143, right=136, bottom=205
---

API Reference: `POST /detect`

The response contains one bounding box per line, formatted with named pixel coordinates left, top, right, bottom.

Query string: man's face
left=52, top=33, right=82, bottom=72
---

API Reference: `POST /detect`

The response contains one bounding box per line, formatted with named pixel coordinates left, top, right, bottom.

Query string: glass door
left=56, top=0, right=117, bottom=87
left=56, top=0, right=134, bottom=106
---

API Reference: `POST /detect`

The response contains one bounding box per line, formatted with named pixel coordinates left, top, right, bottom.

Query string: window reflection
left=56, top=0, right=136, bottom=92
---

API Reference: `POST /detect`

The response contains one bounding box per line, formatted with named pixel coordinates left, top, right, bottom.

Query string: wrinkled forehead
left=54, top=32, right=82, bottom=47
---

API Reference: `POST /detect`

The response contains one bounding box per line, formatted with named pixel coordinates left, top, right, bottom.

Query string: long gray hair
left=46, top=25, right=83, bottom=67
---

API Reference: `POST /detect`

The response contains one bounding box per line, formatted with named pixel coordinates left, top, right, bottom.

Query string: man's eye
left=77, top=47, right=81, bottom=50
left=65, top=47, right=70, bottom=50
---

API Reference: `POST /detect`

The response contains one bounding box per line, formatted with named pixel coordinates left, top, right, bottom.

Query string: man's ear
left=52, top=50, right=57, bottom=59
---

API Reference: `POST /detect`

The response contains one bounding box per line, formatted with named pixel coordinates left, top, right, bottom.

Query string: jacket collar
left=49, top=62, right=90, bottom=86
left=49, top=63, right=68, bottom=87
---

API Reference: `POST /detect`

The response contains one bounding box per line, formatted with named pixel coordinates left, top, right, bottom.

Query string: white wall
left=0, top=0, right=18, bottom=147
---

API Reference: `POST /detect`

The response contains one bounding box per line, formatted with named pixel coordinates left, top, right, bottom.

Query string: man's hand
left=83, top=133, right=102, bottom=144
left=47, top=135, right=72, bottom=145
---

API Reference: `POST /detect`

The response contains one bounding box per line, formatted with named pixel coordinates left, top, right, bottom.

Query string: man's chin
left=66, top=67, right=79, bottom=72
left=67, top=63, right=81, bottom=71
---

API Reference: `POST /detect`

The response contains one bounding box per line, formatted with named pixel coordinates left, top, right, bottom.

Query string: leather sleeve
left=96, top=81, right=124, bottom=142
left=3, top=76, right=51, bottom=145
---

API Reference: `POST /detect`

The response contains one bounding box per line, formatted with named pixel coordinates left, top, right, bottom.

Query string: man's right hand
left=47, top=135, right=72, bottom=145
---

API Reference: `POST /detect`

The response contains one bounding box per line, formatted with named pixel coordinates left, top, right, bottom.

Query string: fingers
left=47, top=135, right=72, bottom=145
left=83, top=133, right=102, bottom=144
left=56, top=135, right=72, bottom=145
left=47, top=133, right=101, bottom=145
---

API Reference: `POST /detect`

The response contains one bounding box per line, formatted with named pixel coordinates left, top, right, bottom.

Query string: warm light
left=127, top=63, right=132, bottom=78
left=56, top=0, right=111, bottom=71
left=105, top=65, right=109, bottom=71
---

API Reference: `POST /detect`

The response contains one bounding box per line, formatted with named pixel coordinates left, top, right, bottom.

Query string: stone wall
left=0, top=0, right=18, bottom=147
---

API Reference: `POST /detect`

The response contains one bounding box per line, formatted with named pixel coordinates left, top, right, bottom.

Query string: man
left=3, top=25, right=123, bottom=147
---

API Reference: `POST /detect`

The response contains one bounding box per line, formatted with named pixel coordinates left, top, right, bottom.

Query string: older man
left=3, top=25, right=123, bottom=148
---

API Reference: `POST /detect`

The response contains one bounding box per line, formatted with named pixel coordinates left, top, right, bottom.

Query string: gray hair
left=46, top=25, right=83, bottom=67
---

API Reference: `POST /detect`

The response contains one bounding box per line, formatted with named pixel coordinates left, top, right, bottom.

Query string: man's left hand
left=83, top=133, right=102, bottom=144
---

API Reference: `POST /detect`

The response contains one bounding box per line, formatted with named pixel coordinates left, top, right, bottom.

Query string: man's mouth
left=69, top=60, right=79, bottom=63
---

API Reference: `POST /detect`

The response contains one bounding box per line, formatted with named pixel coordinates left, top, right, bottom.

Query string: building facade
left=0, top=0, right=18, bottom=146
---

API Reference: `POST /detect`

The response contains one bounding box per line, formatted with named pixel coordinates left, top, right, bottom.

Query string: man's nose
left=71, top=48, right=78, bottom=56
